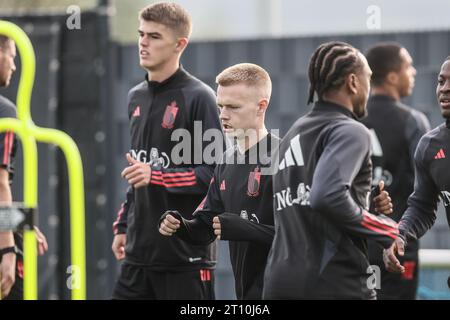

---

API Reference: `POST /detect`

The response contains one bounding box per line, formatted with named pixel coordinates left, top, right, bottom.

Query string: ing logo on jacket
left=130, top=148, right=170, bottom=168
left=274, top=182, right=311, bottom=211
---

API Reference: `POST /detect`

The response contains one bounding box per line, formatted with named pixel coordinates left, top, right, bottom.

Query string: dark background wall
left=1, top=11, right=449, bottom=299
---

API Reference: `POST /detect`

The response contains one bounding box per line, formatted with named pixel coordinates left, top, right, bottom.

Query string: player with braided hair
left=263, top=41, right=397, bottom=299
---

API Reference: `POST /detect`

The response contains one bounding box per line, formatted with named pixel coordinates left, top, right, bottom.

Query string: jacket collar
left=369, top=94, right=397, bottom=103
left=145, top=65, right=186, bottom=88
left=313, top=100, right=358, bottom=120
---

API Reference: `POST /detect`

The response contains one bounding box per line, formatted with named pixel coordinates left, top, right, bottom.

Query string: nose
left=139, top=35, right=148, bottom=47
left=219, top=107, right=229, bottom=120
left=11, top=61, right=16, bottom=72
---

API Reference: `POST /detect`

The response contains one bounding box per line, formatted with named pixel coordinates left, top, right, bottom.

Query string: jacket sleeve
left=112, top=186, right=134, bottom=235
left=159, top=209, right=215, bottom=245
left=0, top=131, right=15, bottom=174
left=0, top=100, right=17, bottom=175
left=398, top=135, right=439, bottom=244
left=158, top=166, right=224, bottom=245
left=149, top=85, right=223, bottom=195
left=218, top=212, right=274, bottom=245
left=150, top=165, right=215, bottom=195
left=309, top=122, right=399, bottom=249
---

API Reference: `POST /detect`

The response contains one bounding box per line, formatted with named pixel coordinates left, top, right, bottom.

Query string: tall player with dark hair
left=384, top=56, right=450, bottom=275
left=111, top=3, right=222, bottom=300
left=361, top=42, right=430, bottom=299
left=263, top=41, right=398, bottom=299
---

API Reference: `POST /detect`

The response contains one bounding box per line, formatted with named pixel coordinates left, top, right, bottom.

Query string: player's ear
left=385, top=71, right=399, bottom=86
left=175, top=37, right=188, bottom=52
left=347, top=73, right=358, bottom=95
left=257, top=98, right=269, bottom=115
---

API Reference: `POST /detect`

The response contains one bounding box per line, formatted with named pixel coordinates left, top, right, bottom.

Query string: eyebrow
left=219, top=104, right=239, bottom=108
left=138, top=30, right=162, bottom=37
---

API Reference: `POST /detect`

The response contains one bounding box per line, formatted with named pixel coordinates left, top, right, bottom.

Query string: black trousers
left=112, top=261, right=215, bottom=300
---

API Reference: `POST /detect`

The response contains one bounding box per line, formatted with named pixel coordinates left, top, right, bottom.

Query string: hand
left=373, top=181, right=393, bottom=215
left=383, top=237, right=405, bottom=273
left=111, top=234, right=127, bottom=260
left=159, top=214, right=181, bottom=236
left=34, top=226, right=48, bottom=256
left=0, top=251, right=16, bottom=298
left=121, top=153, right=151, bottom=188
left=212, top=216, right=221, bottom=240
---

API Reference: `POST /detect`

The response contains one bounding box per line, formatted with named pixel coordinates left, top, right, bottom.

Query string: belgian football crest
left=162, top=101, right=179, bottom=129
left=247, top=167, right=261, bottom=197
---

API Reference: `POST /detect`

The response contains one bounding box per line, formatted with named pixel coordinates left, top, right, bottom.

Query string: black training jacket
left=113, top=67, right=222, bottom=271
left=263, top=100, right=398, bottom=299
left=399, top=119, right=450, bottom=243
left=361, top=95, right=430, bottom=260
left=164, top=134, right=278, bottom=299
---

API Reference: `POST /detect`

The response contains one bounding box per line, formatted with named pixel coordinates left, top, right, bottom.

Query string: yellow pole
left=0, top=20, right=86, bottom=300
left=0, top=119, right=37, bottom=299
left=31, top=127, right=86, bottom=300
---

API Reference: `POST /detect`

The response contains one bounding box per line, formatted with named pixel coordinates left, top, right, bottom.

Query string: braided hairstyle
left=307, top=41, right=364, bottom=104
